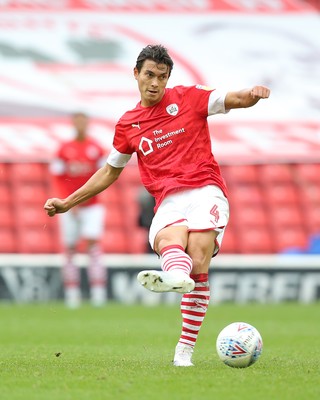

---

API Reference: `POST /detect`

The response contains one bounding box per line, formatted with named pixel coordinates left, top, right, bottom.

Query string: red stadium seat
left=223, top=165, right=259, bottom=184
left=98, top=184, right=121, bottom=206
left=220, top=228, right=237, bottom=254
left=259, top=164, right=293, bottom=184
left=104, top=204, right=124, bottom=228
left=128, top=227, right=148, bottom=254
left=101, top=229, right=128, bottom=253
left=228, top=184, right=264, bottom=206
left=263, top=183, right=299, bottom=205
left=294, top=163, right=320, bottom=184
left=305, top=206, right=320, bottom=235
left=118, top=164, right=142, bottom=186
left=10, top=163, right=48, bottom=183
left=237, top=226, right=274, bottom=254
left=0, top=206, right=14, bottom=228
left=268, top=204, right=303, bottom=227
left=300, top=183, right=320, bottom=205
left=16, top=227, right=57, bottom=253
left=15, top=205, right=49, bottom=228
left=12, top=183, right=48, bottom=205
left=0, top=184, right=11, bottom=205
left=0, top=229, right=17, bottom=253
left=0, top=163, right=9, bottom=183
left=232, top=204, right=268, bottom=228
left=273, top=226, right=308, bottom=253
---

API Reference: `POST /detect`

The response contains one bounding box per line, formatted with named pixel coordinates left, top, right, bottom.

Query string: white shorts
left=60, top=204, right=105, bottom=247
left=149, top=185, right=229, bottom=256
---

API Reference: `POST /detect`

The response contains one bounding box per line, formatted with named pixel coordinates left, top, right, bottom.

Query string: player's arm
left=224, top=86, right=270, bottom=109
left=44, top=163, right=123, bottom=217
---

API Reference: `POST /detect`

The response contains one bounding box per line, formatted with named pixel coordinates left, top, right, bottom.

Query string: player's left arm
left=224, top=86, right=270, bottom=109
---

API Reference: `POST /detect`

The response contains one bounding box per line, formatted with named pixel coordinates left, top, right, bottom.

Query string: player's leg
left=60, top=211, right=81, bottom=308
left=81, top=204, right=107, bottom=307
left=137, top=225, right=196, bottom=293
left=173, top=230, right=217, bottom=366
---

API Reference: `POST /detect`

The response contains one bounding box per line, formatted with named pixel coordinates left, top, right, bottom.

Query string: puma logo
left=132, top=122, right=141, bottom=129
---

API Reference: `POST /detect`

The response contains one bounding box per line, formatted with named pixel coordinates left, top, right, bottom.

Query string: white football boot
left=137, top=270, right=195, bottom=293
left=173, top=343, right=194, bottom=367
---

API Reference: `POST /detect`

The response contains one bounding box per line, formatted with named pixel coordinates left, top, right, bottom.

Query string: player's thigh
left=79, top=204, right=105, bottom=240
left=187, top=230, right=218, bottom=274
left=154, top=225, right=189, bottom=254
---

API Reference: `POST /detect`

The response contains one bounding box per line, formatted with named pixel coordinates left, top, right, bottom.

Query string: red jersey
left=51, top=137, right=106, bottom=207
left=110, top=85, right=228, bottom=210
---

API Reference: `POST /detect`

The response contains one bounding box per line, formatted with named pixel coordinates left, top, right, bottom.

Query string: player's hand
left=44, top=198, right=68, bottom=217
left=251, top=86, right=270, bottom=99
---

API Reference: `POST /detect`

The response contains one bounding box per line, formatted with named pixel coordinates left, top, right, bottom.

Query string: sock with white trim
left=160, top=245, right=193, bottom=276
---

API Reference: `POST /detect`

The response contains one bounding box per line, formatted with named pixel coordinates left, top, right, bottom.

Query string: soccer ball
left=216, top=322, right=263, bottom=368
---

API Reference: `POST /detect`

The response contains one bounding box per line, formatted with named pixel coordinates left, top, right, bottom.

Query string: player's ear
left=133, top=67, right=139, bottom=80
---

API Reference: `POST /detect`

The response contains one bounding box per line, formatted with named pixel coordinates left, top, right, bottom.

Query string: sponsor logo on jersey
left=166, top=103, right=179, bottom=116
left=132, top=122, right=141, bottom=129
left=139, top=137, right=153, bottom=156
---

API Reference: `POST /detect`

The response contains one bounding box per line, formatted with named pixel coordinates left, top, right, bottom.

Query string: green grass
left=0, top=302, right=319, bottom=400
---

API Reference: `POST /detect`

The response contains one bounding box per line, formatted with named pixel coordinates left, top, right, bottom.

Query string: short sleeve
left=107, top=146, right=132, bottom=168
left=208, top=90, right=229, bottom=115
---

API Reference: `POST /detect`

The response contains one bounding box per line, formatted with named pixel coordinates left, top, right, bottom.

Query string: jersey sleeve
left=208, top=90, right=229, bottom=115
left=107, top=146, right=132, bottom=168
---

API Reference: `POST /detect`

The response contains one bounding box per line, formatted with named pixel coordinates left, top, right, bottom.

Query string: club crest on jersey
left=166, top=104, right=179, bottom=116
left=196, top=85, right=213, bottom=91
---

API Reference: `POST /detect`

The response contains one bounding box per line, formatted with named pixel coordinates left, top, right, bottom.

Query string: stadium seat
left=0, top=163, right=9, bottom=183
left=293, top=163, right=320, bottom=184
left=119, top=164, right=142, bottom=186
left=11, top=183, right=48, bottom=205
left=232, top=204, right=268, bottom=228
left=127, top=227, right=148, bottom=253
left=10, top=163, right=48, bottom=183
left=305, top=206, right=320, bottom=235
left=263, top=183, right=299, bottom=205
left=101, top=229, right=128, bottom=253
left=15, top=205, right=49, bottom=227
left=237, top=226, right=274, bottom=254
left=0, top=206, right=14, bottom=228
left=104, top=204, right=124, bottom=228
left=0, top=228, right=17, bottom=253
left=299, top=183, right=320, bottom=205
left=228, top=184, right=264, bottom=206
left=259, top=164, right=293, bottom=184
left=98, top=184, right=121, bottom=205
left=268, top=204, right=303, bottom=227
left=0, top=183, right=11, bottom=205
left=273, top=226, right=308, bottom=253
left=16, top=227, right=57, bottom=253
left=220, top=228, right=237, bottom=254
left=223, top=165, right=259, bottom=184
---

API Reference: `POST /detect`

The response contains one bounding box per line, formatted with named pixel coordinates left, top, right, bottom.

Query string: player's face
left=134, top=60, right=170, bottom=107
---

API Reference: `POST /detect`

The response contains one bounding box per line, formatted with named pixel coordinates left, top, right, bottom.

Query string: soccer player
left=50, top=112, right=107, bottom=308
left=44, top=45, right=270, bottom=364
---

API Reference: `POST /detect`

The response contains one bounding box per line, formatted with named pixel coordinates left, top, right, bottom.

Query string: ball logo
left=166, top=104, right=179, bottom=116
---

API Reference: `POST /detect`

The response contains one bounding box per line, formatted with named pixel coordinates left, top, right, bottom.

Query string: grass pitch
left=0, top=302, right=319, bottom=400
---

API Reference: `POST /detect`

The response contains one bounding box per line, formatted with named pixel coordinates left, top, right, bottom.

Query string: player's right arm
left=44, top=163, right=123, bottom=217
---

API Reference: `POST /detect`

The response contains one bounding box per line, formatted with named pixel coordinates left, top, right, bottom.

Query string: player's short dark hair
left=135, top=45, right=174, bottom=76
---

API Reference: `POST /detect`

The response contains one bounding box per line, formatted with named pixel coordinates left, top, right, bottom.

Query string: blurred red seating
left=119, top=164, right=142, bottom=186
left=16, top=227, right=57, bottom=253
left=101, top=229, right=128, bottom=253
left=305, top=206, right=320, bottom=235
left=12, top=183, right=48, bottom=205
left=0, top=163, right=9, bottom=183
left=259, top=164, right=293, bottom=183
left=104, top=204, right=124, bottom=228
left=293, top=163, right=320, bottom=184
left=273, top=226, right=308, bottom=253
left=220, top=228, right=237, bottom=253
left=232, top=204, right=268, bottom=228
left=0, top=228, right=17, bottom=252
left=98, top=184, right=121, bottom=206
left=223, top=165, right=259, bottom=184
left=300, top=183, right=320, bottom=205
left=10, top=163, right=48, bottom=183
left=237, top=226, right=274, bottom=253
left=229, top=184, right=264, bottom=206
left=0, top=206, right=14, bottom=228
left=263, top=183, right=299, bottom=205
left=0, top=184, right=11, bottom=205
left=127, top=227, right=148, bottom=253
left=15, top=205, right=49, bottom=228
left=268, top=204, right=303, bottom=227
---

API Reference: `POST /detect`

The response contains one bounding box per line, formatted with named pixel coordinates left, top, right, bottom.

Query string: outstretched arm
left=44, top=163, right=123, bottom=217
left=225, top=86, right=270, bottom=109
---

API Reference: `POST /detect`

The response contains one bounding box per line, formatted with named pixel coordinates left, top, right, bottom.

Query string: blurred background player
left=50, top=112, right=107, bottom=308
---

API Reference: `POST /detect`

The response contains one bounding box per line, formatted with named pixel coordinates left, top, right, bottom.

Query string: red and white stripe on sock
left=88, top=244, right=106, bottom=287
left=178, top=273, right=210, bottom=347
left=62, top=250, right=80, bottom=288
left=160, top=245, right=193, bottom=275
